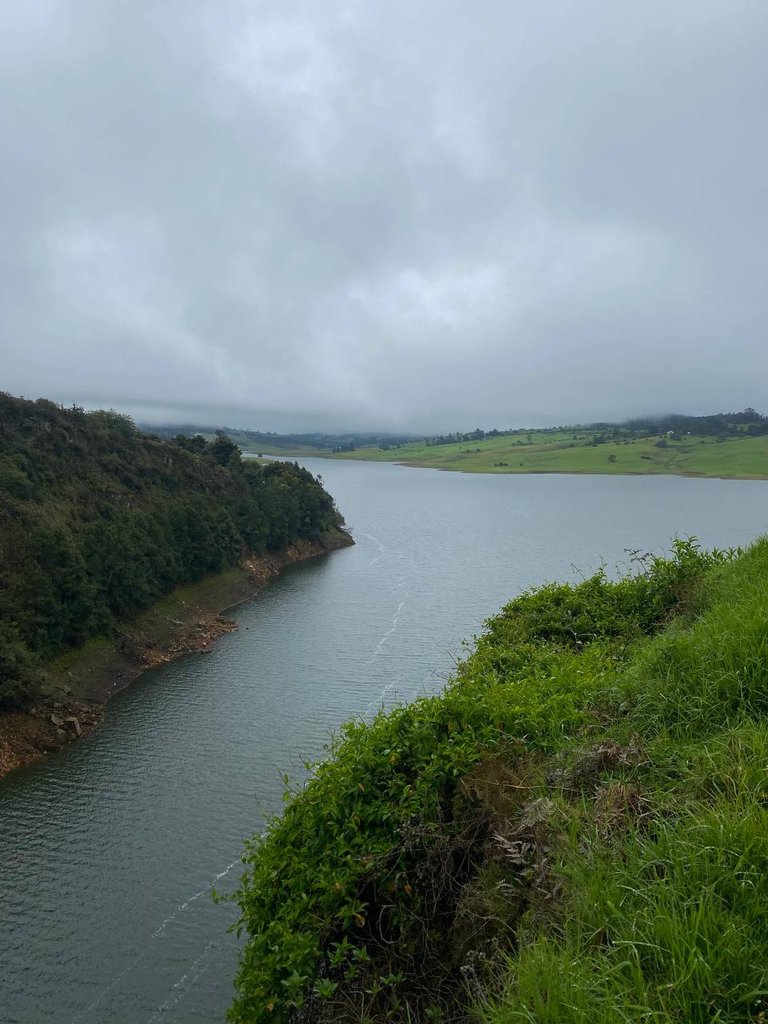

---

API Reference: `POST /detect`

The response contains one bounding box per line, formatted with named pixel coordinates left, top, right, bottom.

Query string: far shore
left=358, top=459, right=768, bottom=482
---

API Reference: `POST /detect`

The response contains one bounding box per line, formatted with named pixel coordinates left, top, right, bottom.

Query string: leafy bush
left=480, top=539, right=768, bottom=1024
left=229, top=540, right=728, bottom=1022
left=0, top=625, right=42, bottom=708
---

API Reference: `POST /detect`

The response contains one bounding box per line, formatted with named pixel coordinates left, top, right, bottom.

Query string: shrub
left=229, top=540, right=728, bottom=1022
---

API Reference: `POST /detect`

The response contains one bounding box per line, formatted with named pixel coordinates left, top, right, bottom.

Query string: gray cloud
left=1, top=0, right=766, bottom=431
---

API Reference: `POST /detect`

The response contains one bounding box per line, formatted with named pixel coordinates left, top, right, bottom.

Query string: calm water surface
left=2, top=463, right=767, bottom=1023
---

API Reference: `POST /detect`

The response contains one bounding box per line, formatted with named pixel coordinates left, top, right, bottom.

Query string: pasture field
left=329, top=430, right=768, bottom=478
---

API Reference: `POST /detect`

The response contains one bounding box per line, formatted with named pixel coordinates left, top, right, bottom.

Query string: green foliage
left=0, top=623, right=42, bottom=708
left=479, top=539, right=768, bottom=1024
left=483, top=727, right=768, bottom=1024
left=457, top=540, right=728, bottom=693
left=231, top=650, right=594, bottom=1022
left=0, top=392, right=345, bottom=707
left=230, top=540, right=727, bottom=1022
left=209, top=429, right=242, bottom=467
left=621, top=540, right=768, bottom=738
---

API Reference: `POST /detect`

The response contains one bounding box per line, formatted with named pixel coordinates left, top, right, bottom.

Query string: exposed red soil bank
left=0, top=532, right=353, bottom=780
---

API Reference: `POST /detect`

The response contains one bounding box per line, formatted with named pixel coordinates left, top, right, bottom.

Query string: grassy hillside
left=0, top=394, right=346, bottom=708
left=331, top=430, right=768, bottom=478
left=230, top=537, right=768, bottom=1023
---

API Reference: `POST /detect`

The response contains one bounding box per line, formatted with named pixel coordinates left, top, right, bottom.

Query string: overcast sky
left=1, top=1, right=766, bottom=432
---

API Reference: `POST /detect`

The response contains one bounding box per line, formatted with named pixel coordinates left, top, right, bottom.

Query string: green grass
left=215, top=424, right=768, bottom=478
left=230, top=538, right=768, bottom=1023
left=482, top=731, right=768, bottom=1024
left=329, top=432, right=768, bottom=478
left=480, top=541, right=768, bottom=1024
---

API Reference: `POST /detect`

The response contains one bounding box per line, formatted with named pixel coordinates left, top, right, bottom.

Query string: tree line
left=149, top=424, right=419, bottom=452
left=424, top=409, right=768, bottom=447
left=0, top=394, right=345, bottom=708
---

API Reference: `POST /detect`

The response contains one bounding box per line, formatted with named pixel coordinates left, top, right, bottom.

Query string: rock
left=65, top=716, right=82, bottom=737
left=50, top=714, right=64, bottom=727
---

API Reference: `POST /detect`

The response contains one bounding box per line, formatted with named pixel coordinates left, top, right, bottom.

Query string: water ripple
left=2, top=464, right=767, bottom=1022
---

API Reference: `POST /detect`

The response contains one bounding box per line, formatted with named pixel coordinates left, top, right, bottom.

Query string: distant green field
left=214, top=423, right=768, bottom=479
left=329, top=431, right=768, bottom=478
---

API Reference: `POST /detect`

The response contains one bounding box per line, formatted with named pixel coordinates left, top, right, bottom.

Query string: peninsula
left=0, top=393, right=352, bottom=776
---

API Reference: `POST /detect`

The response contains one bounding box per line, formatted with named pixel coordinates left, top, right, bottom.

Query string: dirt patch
left=549, top=736, right=649, bottom=796
left=593, top=782, right=654, bottom=840
left=125, top=613, right=240, bottom=671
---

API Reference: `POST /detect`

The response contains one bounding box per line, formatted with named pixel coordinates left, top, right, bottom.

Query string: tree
left=210, top=431, right=241, bottom=467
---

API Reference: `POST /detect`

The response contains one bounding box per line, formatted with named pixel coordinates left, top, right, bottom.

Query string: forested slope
left=0, top=394, right=345, bottom=707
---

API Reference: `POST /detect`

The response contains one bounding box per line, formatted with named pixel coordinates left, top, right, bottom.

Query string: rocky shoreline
left=0, top=700, right=105, bottom=779
left=0, top=531, right=353, bottom=781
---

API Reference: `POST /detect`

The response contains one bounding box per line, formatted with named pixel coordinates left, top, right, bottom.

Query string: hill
left=331, top=410, right=768, bottom=477
left=0, top=393, right=347, bottom=709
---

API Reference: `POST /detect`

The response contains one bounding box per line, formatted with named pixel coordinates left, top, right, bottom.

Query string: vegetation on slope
left=331, top=413, right=768, bottom=477
left=230, top=536, right=768, bottom=1023
left=415, top=409, right=768, bottom=449
left=0, top=393, right=345, bottom=709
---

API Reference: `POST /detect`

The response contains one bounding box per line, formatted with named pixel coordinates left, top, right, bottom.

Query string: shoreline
left=325, top=454, right=768, bottom=481
left=0, top=530, right=354, bottom=781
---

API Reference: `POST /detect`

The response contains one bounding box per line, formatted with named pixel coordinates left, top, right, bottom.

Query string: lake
left=2, top=462, right=767, bottom=1023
